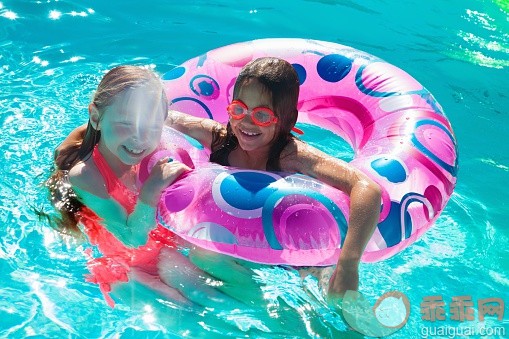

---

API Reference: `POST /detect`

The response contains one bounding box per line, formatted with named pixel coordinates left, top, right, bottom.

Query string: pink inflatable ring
left=142, top=38, right=458, bottom=266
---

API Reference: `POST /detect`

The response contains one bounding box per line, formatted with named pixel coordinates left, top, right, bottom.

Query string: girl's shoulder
left=68, top=158, right=108, bottom=199
left=280, top=138, right=331, bottom=173
left=281, top=137, right=324, bottom=160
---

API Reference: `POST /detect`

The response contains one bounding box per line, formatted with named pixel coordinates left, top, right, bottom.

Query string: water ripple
left=1, top=0, right=507, bottom=337
left=448, top=5, right=509, bottom=68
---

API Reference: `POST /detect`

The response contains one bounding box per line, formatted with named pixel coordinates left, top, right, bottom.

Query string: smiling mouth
left=240, top=128, right=261, bottom=137
left=123, top=145, right=145, bottom=155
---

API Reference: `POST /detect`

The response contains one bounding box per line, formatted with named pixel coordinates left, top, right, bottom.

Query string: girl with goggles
left=167, top=57, right=382, bottom=303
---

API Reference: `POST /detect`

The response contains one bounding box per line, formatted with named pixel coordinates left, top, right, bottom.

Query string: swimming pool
left=1, top=0, right=508, bottom=337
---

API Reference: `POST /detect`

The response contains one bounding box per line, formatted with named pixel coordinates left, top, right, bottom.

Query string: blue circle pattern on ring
left=261, top=188, right=348, bottom=250
left=411, top=119, right=458, bottom=176
left=162, top=66, right=185, bottom=80
left=292, top=63, right=307, bottom=85
left=170, top=97, right=214, bottom=119
left=220, top=172, right=278, bottom=210
left=190, top=75, right=219, bottom=97
left=371, top=157, right=407, bottom=183
left=317, top=54, right=352, bottom=82
left=183, top=134, right=204, bottom=150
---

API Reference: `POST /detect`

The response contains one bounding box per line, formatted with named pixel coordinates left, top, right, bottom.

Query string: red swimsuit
left=77, top=146, right=176, bottom=307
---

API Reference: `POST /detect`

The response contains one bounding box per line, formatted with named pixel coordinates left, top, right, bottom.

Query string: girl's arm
left=69, top=158, right=190, bottom=247
left=280, top=140, right=381, bottom=298
left=165, top=110, right=222, bottom=149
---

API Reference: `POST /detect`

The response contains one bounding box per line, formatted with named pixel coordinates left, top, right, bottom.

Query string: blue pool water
left=1, top=0, right=508, bottom=338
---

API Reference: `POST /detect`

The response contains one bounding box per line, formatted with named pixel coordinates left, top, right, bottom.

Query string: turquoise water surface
left=1, top=0, right=508, bottom=338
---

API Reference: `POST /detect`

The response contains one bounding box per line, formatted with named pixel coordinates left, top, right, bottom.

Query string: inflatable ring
left=144, top=38, right=458, bottom=266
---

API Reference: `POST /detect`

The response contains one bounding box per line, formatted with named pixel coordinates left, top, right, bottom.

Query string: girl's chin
left=118, top=153, right=144, bottom=166
left=237, top=140, right=269, bottom=153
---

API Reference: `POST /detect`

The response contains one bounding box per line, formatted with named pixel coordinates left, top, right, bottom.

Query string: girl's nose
left=131, top=126, right=149, bottom=143
left=242, top=112, right=256, bottom=125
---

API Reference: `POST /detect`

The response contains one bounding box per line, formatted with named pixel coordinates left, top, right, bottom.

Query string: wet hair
left=210, top=57, right=300, bottom=170
left=46, top=65, right=168, bottom=234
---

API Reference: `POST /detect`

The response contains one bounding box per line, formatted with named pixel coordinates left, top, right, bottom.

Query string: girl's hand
left=327, top=260, right=359, bottom=302
left=140, top=157, right=190, bottom=206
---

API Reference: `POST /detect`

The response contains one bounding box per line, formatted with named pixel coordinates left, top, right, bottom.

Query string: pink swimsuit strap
left=92, top=146, right=139, bottom=214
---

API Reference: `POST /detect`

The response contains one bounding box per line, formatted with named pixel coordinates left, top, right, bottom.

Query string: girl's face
left=96, top=84, right=166, bottom=166
left=230, top=79, right=277, bottom=153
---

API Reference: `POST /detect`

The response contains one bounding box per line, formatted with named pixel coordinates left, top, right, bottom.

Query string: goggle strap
left=291, top=127, right=304, bottom=135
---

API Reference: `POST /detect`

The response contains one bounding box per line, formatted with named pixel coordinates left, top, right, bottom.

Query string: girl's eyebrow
left=236, top=99, right=272, bottom=109
left=111, top=120, right=133, bottom=125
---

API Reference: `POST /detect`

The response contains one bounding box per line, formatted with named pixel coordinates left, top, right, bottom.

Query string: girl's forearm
left=339, top=179, right=381, bottom=265
left=122, top=184, right=164, bottom=247
left=125, top=200, right=158, bottom=247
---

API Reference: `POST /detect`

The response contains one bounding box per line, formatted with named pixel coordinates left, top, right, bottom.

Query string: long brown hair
left=210, top=57, right=300, bottom=170
left=47, top=65, right=168, bottom=234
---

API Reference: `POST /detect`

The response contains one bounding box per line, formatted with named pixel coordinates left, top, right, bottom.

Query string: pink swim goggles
left=227, top=100, right=303, bottom=134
